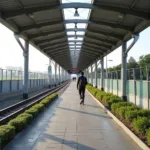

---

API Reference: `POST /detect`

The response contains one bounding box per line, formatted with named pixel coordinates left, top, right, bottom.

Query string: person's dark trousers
left=79, top=87, right=85, bottom=104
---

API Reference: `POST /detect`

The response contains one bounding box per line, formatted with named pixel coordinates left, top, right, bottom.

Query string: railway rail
left=0, top=80, right=70, bottom=125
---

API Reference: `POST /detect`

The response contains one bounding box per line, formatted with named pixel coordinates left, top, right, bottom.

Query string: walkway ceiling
left=0, top=0, right=150, bottom=71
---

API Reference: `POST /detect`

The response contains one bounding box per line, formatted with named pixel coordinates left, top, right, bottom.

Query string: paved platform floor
left=4, top=82, right=141, bottom=150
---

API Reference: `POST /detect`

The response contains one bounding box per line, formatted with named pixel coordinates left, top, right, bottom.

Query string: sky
left=0, top=0, right=150, bottom=72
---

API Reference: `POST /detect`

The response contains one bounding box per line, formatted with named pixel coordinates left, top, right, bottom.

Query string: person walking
left=77, top=72, right=87, bottom=105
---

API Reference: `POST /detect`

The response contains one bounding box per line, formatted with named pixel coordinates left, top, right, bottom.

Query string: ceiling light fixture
left=118, top=13, right=124, bottom=19
left=74, top=8, right=79, bottom=17
left=75, top=23, right=77, bottom=29
left=28, top=13, right=34, bottom=18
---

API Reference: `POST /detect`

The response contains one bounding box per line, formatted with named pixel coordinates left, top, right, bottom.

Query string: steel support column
left=23, top=40, right=29, bottom=99
left=55, top=62, right=57, bottom=86
left=91, top=65, right=93, bottom=86
left=121, top=42, right=127, bottom=101
left=59, top=65, right=61, bottom=84
left=101, top=57, right=104, bottom=91
left=86, top=68, right=89, bottom=82
left=95, top=60, right=98, bottom=88
left=48, top=58, right=51, bottom=88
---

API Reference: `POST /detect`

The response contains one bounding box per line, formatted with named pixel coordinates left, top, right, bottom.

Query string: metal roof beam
left=47, top=49, right=69, bottom=55
left=69, top=44, right=82, bottom=46
left=83, top=40, right=111, bottom=48
left=45, top=46, right=69, bottom=53
left=51, top=52, right=70, bottom=58
left=87, top=29, right=123, bottom=40
left=36, top=36, right=67, bottom=46
left=83, top=42, right=111, bottom=50
left=81, top=47, right=103, bottom=55
left=29, top=28, right=86, bottom=40
left=85, top=35, right=116, bottom=46
left=3, top=3, right=149, bottom=20
left=36, top=35, right=115, bottom=46
left=20, top=19, right=133, bottom=33
left=30, top=28, right=123, bottom=40
left=44, top=44, right=68, bottom=50
left=41, top=43, right=68, bottom=50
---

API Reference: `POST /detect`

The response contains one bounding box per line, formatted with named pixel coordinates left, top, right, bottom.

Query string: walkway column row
left=85, top=36, right=139, bottom=101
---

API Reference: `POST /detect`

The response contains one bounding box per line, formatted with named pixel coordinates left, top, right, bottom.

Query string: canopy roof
left=0, top=0, right=150, bottom=71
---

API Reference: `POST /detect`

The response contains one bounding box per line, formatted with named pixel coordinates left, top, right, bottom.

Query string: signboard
left=48, top=65, right=52, bottom=76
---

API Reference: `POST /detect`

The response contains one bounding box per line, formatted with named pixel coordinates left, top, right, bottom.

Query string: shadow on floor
left=57, top=106, right=112, bottom=119
left=38, top=133, right=95, bottom=150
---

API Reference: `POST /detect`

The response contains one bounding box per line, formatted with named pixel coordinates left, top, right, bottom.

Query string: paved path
left=4, top=82, right=141, bottom=150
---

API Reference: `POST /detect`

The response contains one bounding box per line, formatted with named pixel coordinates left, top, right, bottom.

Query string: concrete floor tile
left=46, top=144, right=62, bottom=150
left=62, top=144, right=77, bottom=150
left=4, top=83, right=142, bottom=150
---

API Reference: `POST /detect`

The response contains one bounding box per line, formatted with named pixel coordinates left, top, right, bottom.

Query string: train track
left=0, top=80, right=70, bottom=125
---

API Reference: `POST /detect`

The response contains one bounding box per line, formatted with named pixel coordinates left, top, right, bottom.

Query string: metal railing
left=0, top=69, right=62, bottom=93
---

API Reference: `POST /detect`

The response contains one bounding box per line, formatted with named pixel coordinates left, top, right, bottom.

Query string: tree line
left=108, top=54, right=150, bottom=72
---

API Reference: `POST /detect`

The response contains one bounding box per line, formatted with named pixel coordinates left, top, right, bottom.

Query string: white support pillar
left=95, top=60, right=98, bottom=88
left=48, top=58, right=51, bottom=88
left=91, top=65, right=93, bottom=86
left=59, top=65, right=61, bottom=84
left=86, top=68, right=88, bottom=82
left=55, top=62, right=57, bottom=86
left=121, top=42, right=127, bottom=101
left=62, top=68, right=64, bottom=82
left=101, top=57, right=104, bottom=91
left=23, top=40, right=29, bottom=99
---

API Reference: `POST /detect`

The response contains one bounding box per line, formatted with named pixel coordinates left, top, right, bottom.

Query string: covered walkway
left=4, top=82, right=141, bottom=150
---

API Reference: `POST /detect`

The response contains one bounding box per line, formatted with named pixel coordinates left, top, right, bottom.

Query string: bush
left=8, top=117, right=28, bottom=132
left=0, top=125, right=15, bottom=148
left=125, top=109, right=150, bottom=122
left=25, top=108, right=39, bottom=117
left=32, top=104, right=45, bottom=111
left=40, top=94, right=58, bottom=107
left=132, top=117, right=150, bottom=135
left=146, top=129, right=150, bottom=145
left=125, top=110, right=139, bottom=121
left=101, top=93, right=111, bottom=104
left=111, top=102, right=132, bottom=114
left=137, top=110, right=150, bottom=118
left=117, top=106, right=137, bottom=119
left=40, top=99, right=50, bottom=107
left=17, top=113, right=33, bottom=123
left=107, top=98, right=121, bottom=107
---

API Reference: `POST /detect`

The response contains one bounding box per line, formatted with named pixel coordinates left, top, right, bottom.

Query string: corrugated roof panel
left=134, top=0, right=150, bottom=12
left=33, top=10, right=62, bottom=23
left=19, top=0, right=59, bottom=7
left=94, top=0, right=132, bottom=7
left=121, top=15, right=142, bottom=27
left=114, top=29, right=128, bottom=36
left=0, top=0, right=21, bottom=11
left=9, top=15, right=33, bottom=27
left=88, top=24, right=113, bottom=32
left=91, top=9, right=120, bottom=23
left=39, top=24, right=64, bottom=32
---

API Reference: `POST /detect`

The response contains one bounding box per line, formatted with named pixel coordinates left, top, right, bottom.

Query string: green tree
left=127, top=57, right=138, bottom=69
left=138, top=54, right=150, bottom=68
